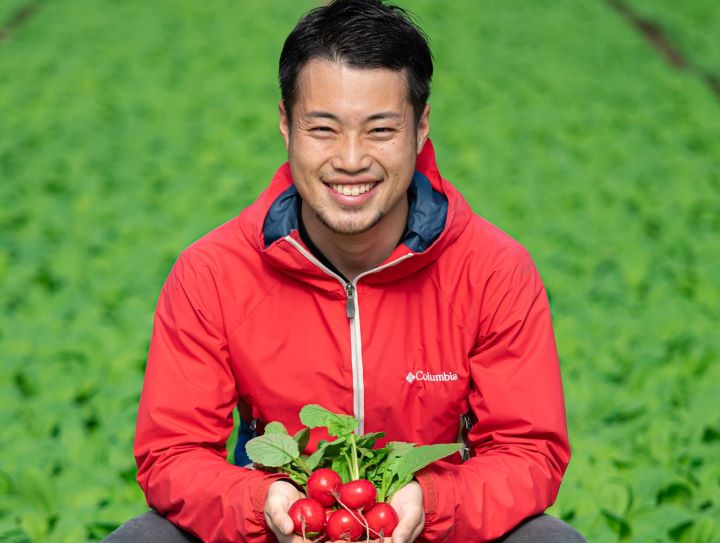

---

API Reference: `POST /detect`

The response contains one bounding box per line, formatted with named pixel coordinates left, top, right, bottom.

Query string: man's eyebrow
left=366, top=112, right=402, bottom=121
left=303, top=111, right=402, bottom=122
left=305, top=111, right=340, bottom=121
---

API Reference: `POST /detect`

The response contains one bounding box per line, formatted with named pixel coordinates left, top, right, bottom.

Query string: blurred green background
left=1, top=1, right=719, bottom=541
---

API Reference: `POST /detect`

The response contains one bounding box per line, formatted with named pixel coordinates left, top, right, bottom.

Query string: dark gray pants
left=103, top=511, right=586, bottom=542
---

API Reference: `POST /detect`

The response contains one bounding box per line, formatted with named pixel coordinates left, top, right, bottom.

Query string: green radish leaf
left=318, top=436, right=347, bottom=455
left=289, top=472, right=307, bottom=487
left=326, top=414, right=358, bottom=437
left=265, top=421, right=289, bottom=434
left=364, top=447, right=390, bottom=487
left=357, top=448, right=374, bottom=478
left=395, top=443, right=463, bottom=480
left=374, top=443, right=415, bottom=501
left=283, top=465, right=309, bottom=487
left=299, top=404, right=335, bottom=428
left=385, top=441, right=416, bottom=472
left=388, top=441, right=416, bottom=454
left=246, top=433, right=299, bottom=467
left=332, top=455, right=353, bottom=483
left=358, top=447, right=375, bottom=459
left=313, top=437, right=348, bottom=471
left=293, top=427, right=310, bottom=452
left=356, top=431, right=385, bottom=449
left=364, top=446, right=389, bottom=470
left=299, top=404, right=358, bottom=437
left=306, top=448, right=326, bottom=471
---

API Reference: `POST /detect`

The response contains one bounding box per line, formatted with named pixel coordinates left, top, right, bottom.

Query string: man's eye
left=310, top=126, right=334, bottom=133
left=371, top=127, right=395, bottom=134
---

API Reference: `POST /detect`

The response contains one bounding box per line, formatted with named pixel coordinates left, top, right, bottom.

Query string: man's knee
left=496, top=514, right=587, bottom=542
left=102, top=511, right=201, bottom=543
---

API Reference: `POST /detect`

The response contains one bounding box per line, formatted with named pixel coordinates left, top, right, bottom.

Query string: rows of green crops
left=626, top=0, right=720, bottom=75
left=1, top=1, right=718, bottom=541
left=0, top=1, right=30, bottom=30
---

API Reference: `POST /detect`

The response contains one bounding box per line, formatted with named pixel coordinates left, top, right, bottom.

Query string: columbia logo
left=405, top=370, right=459, bottom=383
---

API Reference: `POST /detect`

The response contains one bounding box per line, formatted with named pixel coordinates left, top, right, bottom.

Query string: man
left=106, top=1, right=586, bottom=542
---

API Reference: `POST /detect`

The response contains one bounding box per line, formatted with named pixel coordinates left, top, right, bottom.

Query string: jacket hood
left=239, top=139, right=473, bottom=286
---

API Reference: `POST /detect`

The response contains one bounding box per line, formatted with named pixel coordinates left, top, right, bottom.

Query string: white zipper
left=285, top=236, right=414, bottom=434
left=345, top=283, right=363, bottom=430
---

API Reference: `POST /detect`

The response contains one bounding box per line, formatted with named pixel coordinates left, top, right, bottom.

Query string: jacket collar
left=262, top=171, right=448, bottom=253
left=241, top=139, right=472, bottom=286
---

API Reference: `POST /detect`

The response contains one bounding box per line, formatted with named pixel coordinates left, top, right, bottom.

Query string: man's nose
left=331, top=136, right=371, bottom=173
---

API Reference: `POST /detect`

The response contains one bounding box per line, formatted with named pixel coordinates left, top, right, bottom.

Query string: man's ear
left=278, top=101, right=290, bottom=149
left=416, top=104, right=431, bottom=154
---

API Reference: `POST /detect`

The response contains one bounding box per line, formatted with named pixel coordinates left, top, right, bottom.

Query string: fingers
left=389, top=481, right=424, bottom=543
left=392, top=520, right=413, bottom=543
left=409, top=520, right=424, bottom=542
left=391, top=502, right=424, bottom=543
left=392, top=508, right=423, bottom=543
left=265, top=500, right=293, bottom=540
left=265, top=481, right=301, bottom=542
left=393, top=526, right=423, bottom=543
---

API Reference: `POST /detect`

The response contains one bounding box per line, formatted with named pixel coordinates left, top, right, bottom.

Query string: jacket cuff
left=250, top=472, right=291, bottom=513
left=415, top=466, right=456, bottom=542
left=415, top=468, right=438, bottom=514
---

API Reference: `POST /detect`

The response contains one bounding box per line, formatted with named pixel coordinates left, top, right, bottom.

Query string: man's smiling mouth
left=329, top=182, right=377, bottom=196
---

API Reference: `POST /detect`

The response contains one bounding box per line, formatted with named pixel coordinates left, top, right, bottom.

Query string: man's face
left=279, top=59, right=430, bottom=238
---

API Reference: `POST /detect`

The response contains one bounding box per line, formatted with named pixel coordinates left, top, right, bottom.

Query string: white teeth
left=330, top=183, right=375, bottom=196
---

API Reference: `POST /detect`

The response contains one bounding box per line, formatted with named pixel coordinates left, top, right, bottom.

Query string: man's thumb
left=266, top=497, right=294, bottom=536
left=280, top=517, right=294, bottom=535
left=392, top=522, right=411, bottom=543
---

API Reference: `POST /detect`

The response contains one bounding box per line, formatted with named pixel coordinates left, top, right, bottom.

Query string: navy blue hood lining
left=262, top=171, right=448, bottom=253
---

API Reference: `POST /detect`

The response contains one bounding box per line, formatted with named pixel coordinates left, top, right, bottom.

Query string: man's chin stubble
left=314, top=208, right=386, bottom=237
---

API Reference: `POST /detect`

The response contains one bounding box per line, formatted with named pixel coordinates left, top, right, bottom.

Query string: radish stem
left=294, top=456, right=314, bottom=476
left=359, top=510, right=383, bottom=540
left=349, top=433, right=360, bottom=480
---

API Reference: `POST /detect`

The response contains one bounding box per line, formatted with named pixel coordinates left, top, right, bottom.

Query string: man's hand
left=388, top=481, right=424, bottom=543
left=267, top=479, right=423, bottom=543
left=265, top=480, right=306, bottom=543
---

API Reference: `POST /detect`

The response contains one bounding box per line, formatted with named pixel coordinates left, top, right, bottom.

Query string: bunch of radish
left=288, top=469, right=398, bottom=541
left=246, top=404, right=461, bottom=542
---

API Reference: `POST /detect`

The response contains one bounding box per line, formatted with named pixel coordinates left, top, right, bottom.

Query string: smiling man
left=105, top=1, right=586, bottom=542
left=280, top=58, right=428, bottom=281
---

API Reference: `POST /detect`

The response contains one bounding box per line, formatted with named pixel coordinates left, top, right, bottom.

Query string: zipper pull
left=459, top=413, right=473, bottom=462
left=345, top=283, right=355, bottom=319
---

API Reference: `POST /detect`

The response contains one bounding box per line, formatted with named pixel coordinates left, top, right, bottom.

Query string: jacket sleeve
left=415, top=249, right=571, bottom=542
left=134, top=254, right=284, bottom=542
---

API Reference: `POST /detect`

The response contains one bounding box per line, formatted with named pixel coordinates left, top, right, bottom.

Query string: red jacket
left=134, top=141, right=570, bottom=542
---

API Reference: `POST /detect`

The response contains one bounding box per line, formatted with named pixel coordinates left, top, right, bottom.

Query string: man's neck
left=300, top=198, right=408, bottom=282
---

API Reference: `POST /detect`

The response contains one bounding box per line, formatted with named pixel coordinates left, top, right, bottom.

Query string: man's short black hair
left=279, top=0, right=433, bottom=123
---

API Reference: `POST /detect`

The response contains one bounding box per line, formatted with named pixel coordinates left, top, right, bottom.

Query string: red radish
left=338, top=479, right=377, bottom=511
left=364, top=502, right=399, bottom=537
left=288, top=498, right=326, bottom=536
left=307, top=468, right=342, bottom=507
left=325, top=509, right=364, bottom=541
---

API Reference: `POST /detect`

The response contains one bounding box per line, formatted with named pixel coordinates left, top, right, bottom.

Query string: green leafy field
left=1, top=1, right=718, bottom=541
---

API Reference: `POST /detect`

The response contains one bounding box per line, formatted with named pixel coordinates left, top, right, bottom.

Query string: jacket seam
left=177, top=261, right=280, bottom=342
left=426, top=270, right=476, bottom=342
left=225, top=279, right=282, bottom=339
